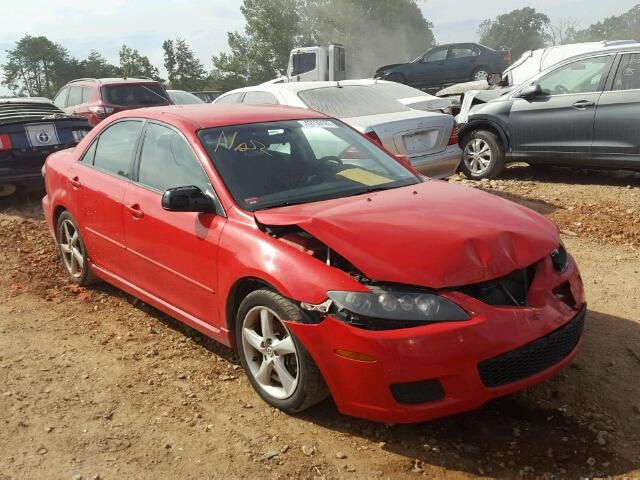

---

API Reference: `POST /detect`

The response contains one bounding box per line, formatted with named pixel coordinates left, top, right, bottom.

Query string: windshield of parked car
left=198, top=119, right=420, bottom=211
left=101, top=84, right=169, bottom=106
left=369, top=82, right=430, bottom=100
left=298, top=85, right=410, bottom=118
left=169, top=91, right=204, bottom=105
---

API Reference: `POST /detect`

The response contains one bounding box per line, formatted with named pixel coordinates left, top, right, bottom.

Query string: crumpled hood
left=254, top=181, right=560, bottom=288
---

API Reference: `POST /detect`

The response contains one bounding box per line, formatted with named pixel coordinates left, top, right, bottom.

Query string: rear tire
left=56, top=211, right=99, bottom=286
left=460, top=130, right=505, bottom=180
left=472, top=67, right=491, bottom=82
left=386, top=73, right=406, bottom=84
left=236, top=289, right=329, bottom=413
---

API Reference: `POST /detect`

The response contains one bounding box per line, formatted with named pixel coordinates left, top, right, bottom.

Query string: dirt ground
left=0, top=164, right=639, bottom=480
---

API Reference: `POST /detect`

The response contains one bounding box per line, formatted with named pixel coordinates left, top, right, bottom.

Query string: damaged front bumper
left=286, top=255, right=585, bottom=423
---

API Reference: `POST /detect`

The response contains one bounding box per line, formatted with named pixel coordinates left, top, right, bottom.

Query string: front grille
left=458, top=263, right=537, bottom=306
left=391, top=379, right=445, bottom=405
left=478, top=306, right=586, bottom=388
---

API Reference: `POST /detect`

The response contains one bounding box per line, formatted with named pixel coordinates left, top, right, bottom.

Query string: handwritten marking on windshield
left=214, top=130, right=272, bottom=156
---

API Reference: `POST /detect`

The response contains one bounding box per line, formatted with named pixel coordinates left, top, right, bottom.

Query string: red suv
left=53, top=78, right=171, bottom=127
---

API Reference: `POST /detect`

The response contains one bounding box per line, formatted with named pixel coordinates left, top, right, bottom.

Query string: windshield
left=198, top=119, right=420, bottom=211
left=298, top=85, right=410, bottom=118
left=101, top=84, right=169, bottom=106
left=369, top=82, right=429, bottom=100
left=169, top=91, right=204, bottom=105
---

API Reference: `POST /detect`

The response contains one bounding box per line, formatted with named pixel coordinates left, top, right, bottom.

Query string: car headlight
left=328, top=287, right=469, bottom=322
left=550, top=243, right=569, bottom=273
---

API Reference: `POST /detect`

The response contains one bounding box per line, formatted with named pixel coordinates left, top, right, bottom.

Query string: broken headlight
left=327, top=287, right=469, bottom=323
left=550, top=243, right=568, bottom=273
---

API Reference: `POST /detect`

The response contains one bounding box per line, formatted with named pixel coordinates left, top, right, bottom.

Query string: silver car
left=214, top=82, right=461, bottom=179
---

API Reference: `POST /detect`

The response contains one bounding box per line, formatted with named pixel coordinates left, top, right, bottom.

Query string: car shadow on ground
left=499, top=164, right=640, bottom=187
left=117, top=288, right=640, bottom=478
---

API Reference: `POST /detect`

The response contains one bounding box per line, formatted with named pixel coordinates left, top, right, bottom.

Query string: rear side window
left=216, top=92, right=244, bottom=104
left=101, top=84, right=169, bottom=106
left=53, top=88, right=68, bottom=108
left=299, top=85, right=410, bottom=117
left=612, top=53, right=640, bottom=91
left=243, top=91, right=278, bottom=105
left=67, top=87, right=83, bottom=107
left=80, top=141, right=98, bottom=165
left=450, top=45, right=479, bottom=58
left=81, top=87, right=93, bottom=103
left=92, top=120, right=143, bottom=178
left=291, top=52, right=316, bottom=76
left=137, top=123, right=210, bottom=192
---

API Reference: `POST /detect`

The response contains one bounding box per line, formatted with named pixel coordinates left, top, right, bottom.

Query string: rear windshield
left=369, top=82, right=428, bottom=100
left=101, top=84, right=169, bottom=106
left=298, top=85, right=410, bottom=118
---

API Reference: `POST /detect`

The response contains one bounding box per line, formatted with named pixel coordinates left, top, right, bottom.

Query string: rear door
left=509, top=54, right=613, bottom=161
left=591, top=51, right=640, bottom=167
left=447, top=44, right=482, bottom=82
left=122, top=121, right=225, bottom=325
left=409, top=46, right=449, bottom=87
left=74, top=120, right=143, bottom=278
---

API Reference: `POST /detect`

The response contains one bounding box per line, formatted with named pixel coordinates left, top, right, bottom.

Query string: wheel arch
left=53, top=204, right=68, bottom=229
left=459, top=120, right=509, bottom=152
left=225, top=276, right=283, bottom=334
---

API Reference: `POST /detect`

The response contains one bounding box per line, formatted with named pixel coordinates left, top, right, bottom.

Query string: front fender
left=458, top=118, right=510, bottom=152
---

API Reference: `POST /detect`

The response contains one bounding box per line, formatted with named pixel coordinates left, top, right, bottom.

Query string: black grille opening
left=553, top=282, right=577, bottom=307
left=458, top=263, right=537, bottom=307
left=390, top=379, right=445, bottom=405
left=478, top=306, right=586, bottom=388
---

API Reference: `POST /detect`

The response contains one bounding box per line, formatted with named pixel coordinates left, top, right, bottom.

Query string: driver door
left=509, top=54, right=614, bottom=161
left=410, top=46, right=449, bottom=87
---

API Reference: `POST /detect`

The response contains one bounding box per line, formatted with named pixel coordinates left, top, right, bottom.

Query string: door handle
left=126, top=204, right=144, bottom=219
left=69, top=176, right=81, bottom=189
left=572, top=100, right=595, bottom=109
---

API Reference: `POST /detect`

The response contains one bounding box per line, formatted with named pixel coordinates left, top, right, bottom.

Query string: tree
left=546, top=17, right=578, bottom=46
left=479, top=7, right=550, bottom=60
left=212, top=0, right=434, bottom=87
left=80, top=50, right=118, bottom=78
left=163, top=38, right=207, bottom=90
left=1, top=35, right=76, bottom=97
left=571, top=4, right=640, bottom=42
left=118, top=45, right=160, bottom=80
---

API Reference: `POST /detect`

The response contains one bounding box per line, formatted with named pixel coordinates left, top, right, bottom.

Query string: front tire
left=236, top=289, right=329, bottom=413
left=460, top=130, right=505, bottom=179
left=56, top=211, right=99, bottom=286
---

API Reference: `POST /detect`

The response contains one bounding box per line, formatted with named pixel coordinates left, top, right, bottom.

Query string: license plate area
left=24, top=123, right=60, bottom=147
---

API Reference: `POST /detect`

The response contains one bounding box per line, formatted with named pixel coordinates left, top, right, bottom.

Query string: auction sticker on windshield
left=298, top=119, right=338, bottom=128
left=24, top=124, right=59, bottom=147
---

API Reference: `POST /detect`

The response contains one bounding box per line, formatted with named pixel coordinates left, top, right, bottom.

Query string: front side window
left=612, top=53, right=640, bottom=91
left=243, top=91, right=279, bottom=105
left=537, top=56, right=611, bottom=96
left=216, top=92, right=244, bottom=104
left=53, top=88, right=68, bottom=108
left=137, top=123, right=210, bottom=193
left=92, top=120, right=143, bottom=178
left=198, top=119, right=419, bottom=211
left=291, top=52, right=316, bottom=76
left=299, top=85, right=410, bottom=117
left=424, top=47, right=448, bottom=62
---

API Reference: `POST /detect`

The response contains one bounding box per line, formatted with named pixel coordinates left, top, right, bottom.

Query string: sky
left=0, top=0, right=638, bottom=95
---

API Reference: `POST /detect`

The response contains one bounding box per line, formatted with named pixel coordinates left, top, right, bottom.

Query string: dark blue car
left=375, top=43, right=511, bottom=91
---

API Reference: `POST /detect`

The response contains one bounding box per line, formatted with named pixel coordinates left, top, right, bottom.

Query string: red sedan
left=42, top=104, right=586, bottom=423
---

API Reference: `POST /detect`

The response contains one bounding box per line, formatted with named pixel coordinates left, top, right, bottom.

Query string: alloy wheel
left=241, top=306, right=299, bottom=399
left=474, top=70, right=489, bottom=81
left=58, top=219, right=85, bottom=279
left=464, top=138, right=493, bottom=175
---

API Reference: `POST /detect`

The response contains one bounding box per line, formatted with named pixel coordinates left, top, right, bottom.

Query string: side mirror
left=519, top=83, right=542, bottom=98
left=162, top=186, right=216, bottom=213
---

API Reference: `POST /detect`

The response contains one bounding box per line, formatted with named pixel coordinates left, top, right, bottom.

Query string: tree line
left=2, top=1, right=639, bottom=98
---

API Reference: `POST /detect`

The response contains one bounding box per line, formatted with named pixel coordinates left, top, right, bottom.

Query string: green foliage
left=163, top=38, right=207, bottom=90
left=80, top=50, right=118, bottom=78
left=479, top=7, right=550, bottom=60
left=118, top=45, right=161, bottom=81
left=570, top=4, right=640, bottom=42
left=212, top=0, right=434, bottom=87
left=1, top=35, right=77, bottom=97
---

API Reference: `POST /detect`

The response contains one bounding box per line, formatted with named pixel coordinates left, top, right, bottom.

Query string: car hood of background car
left=254, top=181, right=560, bottom=289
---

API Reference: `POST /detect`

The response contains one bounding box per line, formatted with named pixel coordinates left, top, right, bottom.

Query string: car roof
left=66, top=77, right=160, bottom=86
left=109, top=104, right=327, bottom=129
